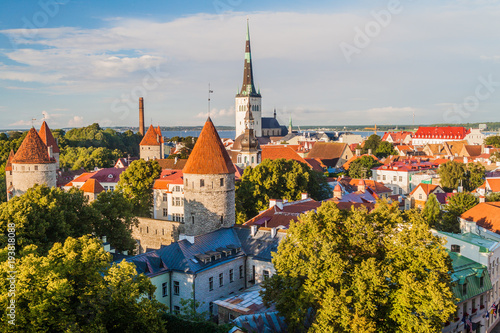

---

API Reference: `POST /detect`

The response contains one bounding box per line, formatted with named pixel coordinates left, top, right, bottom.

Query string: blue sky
left=0, top=0, right=499, bottom=129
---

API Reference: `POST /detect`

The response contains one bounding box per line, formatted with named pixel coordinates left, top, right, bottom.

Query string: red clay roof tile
left=80, top=179, right=105, bottom=194
left=183, top=118, right=236, bottom=175
left=38, top=121, right=60, bottom=153
left=12, top=128, right=54, bottom=164
left=140, top=125, right=162, bottom=146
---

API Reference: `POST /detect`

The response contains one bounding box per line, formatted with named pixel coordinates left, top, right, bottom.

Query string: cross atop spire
left=237, top=19, right=260, bottom=98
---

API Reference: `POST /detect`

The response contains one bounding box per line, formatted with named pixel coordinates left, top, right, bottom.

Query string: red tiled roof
left=381, top=131, right=413, bottom=143
left=348, top=179, right=392, bottom=194
left=414, top=126, right=470, bottom=139
left=303, top=158, right=325, bottom=172
left=461, top=202, right=500, bottom=233
left=140, top=125, right=162, bottom=146
left=38, top=121, right=60, bottom=153
left=183, top=117, right=236, bottom=175
left=153, top=170, right=184, bottom=189
left=5, top=150, right=14, bottom=171
left=157, top=159, right=188, bottom=170
left=80, top=179, right=105, bottom=194
left=12, top=128, right=54, bottom=164
left=262, top=145, right=308, bottom=164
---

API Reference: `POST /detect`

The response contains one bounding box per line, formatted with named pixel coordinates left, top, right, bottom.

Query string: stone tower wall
left=140, top=145, right=162, bottom=160
left=182, top=173, right=235, bottom=236
left=11, top=162, right=57, bottom=197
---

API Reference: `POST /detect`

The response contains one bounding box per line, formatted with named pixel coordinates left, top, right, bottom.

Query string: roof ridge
left=12, top=128, right=54, bottom=164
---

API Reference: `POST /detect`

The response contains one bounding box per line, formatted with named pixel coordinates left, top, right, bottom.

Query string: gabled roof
left=307, top=142, right=348, bottom=160
left=348, top=178, right=392, bottom=194
left=461, top=202, right=500, bottom=233
left=486, top=178, right=500, bottom=192
left=261, top=145, right=308, bottom=165
left=183, top=117, right=236, bottom=175
left=38, top=121, right=60, bottom=153
left=409, top=183, right=442, bottom=196
left=381, top=131, right=413, bottom=143
left=462, top=145, right=483, bottom=157
left=12, top=128, right=54, bottom=164
left=414, top=126, right=470, bottom=139
left=5, top=150, right=14, bottom=171
left=139, top=125, right=162, bottom=146
left=80, top=179, right=105, bottom=194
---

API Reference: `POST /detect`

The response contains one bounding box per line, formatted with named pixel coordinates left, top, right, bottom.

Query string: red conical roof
left=140, top=125, right=162, bottom=146
left=80, top=179, right=105, bottom=194
left=5, top=150, right=15, bottom=171
left=12, top=128, right=54, bottom=164
left=38, top=121, right=60, bottom=153
left=183, top=118, right=236, bottom=175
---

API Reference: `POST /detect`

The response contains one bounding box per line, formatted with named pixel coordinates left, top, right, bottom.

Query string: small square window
left=229, top=269, right=234, bottom=283
left=162, top=282, right=168, bottom=297
left=173, top=281, right=179, bottom=295
left=219, top=273, right=224, bottom=287
left=263, top=270, right=270, bottom=280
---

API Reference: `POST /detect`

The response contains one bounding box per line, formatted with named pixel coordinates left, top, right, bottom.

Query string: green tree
left=486, top=192, right=500, bottom=202
left=0, top=185, right=137, bottom=254
left=374, top=141, right=397, bottom=158
left=262, top=201, right=455, bottom=332
left=179, top=293, right=208, bottom=321
left=118, top=159, right=162, bottom=217
left=441, top=192, right=479, bottom=233
left=235, top=159, right=331, bottom=223
left=362, top=134, right=381, bottom=154
left=92, top=191, right=139, bottom=252
left=438, top=161, right=467, bottom=192
left=422, top=193, right=441, bottom=227
left=466, top=162, right=485, bottom=191
left=60, top=146, right=123, bottom=171
left=485, top=135, right=500, bottom=147
left=0, top=236, right=167, bottom=332
left=347, top=155, right=381, bottom=179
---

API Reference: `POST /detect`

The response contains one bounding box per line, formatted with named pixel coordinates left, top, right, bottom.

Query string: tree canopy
left=347, top=155, right=381, bottom=179
left=0, top=185, right=137, bottom=254
left=374, top=141, right=398, bottom=158
left=235, top=158, right=331, bottom=223
left=438, top=161, right=485, bottom=192
left=362, top=134, right=381, bottom=154
left=262, top=201, right=455, bottom=332
left=485, top=135, right=500, bottom=148
left=422, top=193, right=441, bottom=227
left=60, top=146, right=123, bottom=171
left=118, top=159, right=162, bottom=218
left=0, top=236, right=167, bottom=332
left=440, top=192, right=478, bottom=233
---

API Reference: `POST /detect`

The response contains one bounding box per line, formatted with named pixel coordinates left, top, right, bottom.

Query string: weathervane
left=208, top=83, right=213, bottom=117
left=31, top=118, right=36, bottom=128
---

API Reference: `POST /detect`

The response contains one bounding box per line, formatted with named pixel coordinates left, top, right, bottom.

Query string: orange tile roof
left=68, top=172, right=94, bottom=184
left=5, top=150, right=14, bottom=171
left=38, top=121, right=60, bottom=153
left=139, top=125, right=162, bottom=146
left=12, top=128, right=54, bottom=164
left=183, top=117, right=236, bottom=175
left=307, top=142, right=348, bottom=159
left=80, top=179, right=105, bottom=194
left=157, top=158, right=187, bottom=170
left=348, top=179, right=392, bottom=194
left=156, top=126, right=164, bottom=143
left=461, top=202, right=500, bottom=233
left=487, top=179, right=500, bottom=192
left=409, top=183, right=440, bottom=196
left=261, top=146, right=309, bottom=165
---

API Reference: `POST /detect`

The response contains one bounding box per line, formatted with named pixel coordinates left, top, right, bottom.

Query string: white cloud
left=68, top=116, right=83, bottom=127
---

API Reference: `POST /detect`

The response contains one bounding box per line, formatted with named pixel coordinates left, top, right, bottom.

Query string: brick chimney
left=139, top=97, right=145, bottom=136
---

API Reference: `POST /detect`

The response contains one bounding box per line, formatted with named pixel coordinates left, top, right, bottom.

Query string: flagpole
left=208, top=83, right=213, bottom=117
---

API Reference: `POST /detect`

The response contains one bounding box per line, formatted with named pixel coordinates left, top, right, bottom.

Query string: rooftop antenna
left=208, top=83, right=213, bottom=117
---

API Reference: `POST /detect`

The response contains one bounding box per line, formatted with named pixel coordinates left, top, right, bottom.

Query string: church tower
left=235, top=19, right=262, bottom=138
left=232, top=98, right=261, bottom=167
left=182, top=117, right=236, bottom=237
left=140, top=125, right=163, bottom=160
left=9, top=128, right=57, bottom=200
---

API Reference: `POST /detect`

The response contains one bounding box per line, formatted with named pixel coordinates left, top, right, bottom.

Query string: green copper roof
left=439, top=231, right=496, bottom=253
left=448, top=250, right=492, bottom=303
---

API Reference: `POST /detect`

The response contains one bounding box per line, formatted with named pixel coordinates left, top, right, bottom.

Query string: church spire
left=238, top=19, right=260, bottom=97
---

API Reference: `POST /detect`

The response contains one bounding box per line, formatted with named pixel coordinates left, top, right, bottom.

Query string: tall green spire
left=237, top=18, right=260, bottom=98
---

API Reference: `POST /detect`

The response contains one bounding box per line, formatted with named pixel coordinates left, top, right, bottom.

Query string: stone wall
left=140, top=145, right=162, bottom=161
left=183, top=173, right=235, bottom=236
left=11, top=162, right=56, bottom=198
left=131, top=217, right=181, bottom=254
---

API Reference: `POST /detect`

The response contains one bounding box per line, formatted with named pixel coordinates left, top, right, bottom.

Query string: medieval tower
left=8, top=127, right=57, bottom=200
left=38, top=121, right=60, bottom=170
left=140, top=124, right=163, bottom=160
left=182, top=117, right=236, bottom=237
left=235, top=20, right=262, bottom=138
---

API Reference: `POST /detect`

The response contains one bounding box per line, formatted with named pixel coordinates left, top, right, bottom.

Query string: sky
left=0, top=0, right=499, bottom=129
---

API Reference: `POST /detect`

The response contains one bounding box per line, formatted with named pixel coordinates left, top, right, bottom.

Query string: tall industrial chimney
left=139, top=97, right=145, bottom=136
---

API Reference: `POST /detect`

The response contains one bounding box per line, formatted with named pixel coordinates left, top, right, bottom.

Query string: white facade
left=372, top=169, right=411, bottom=195
left=153, top=184, right=185, bottom=222
left=235, top=96, right=262, bottom=137
left=465, top=129, right=486, bottom=145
